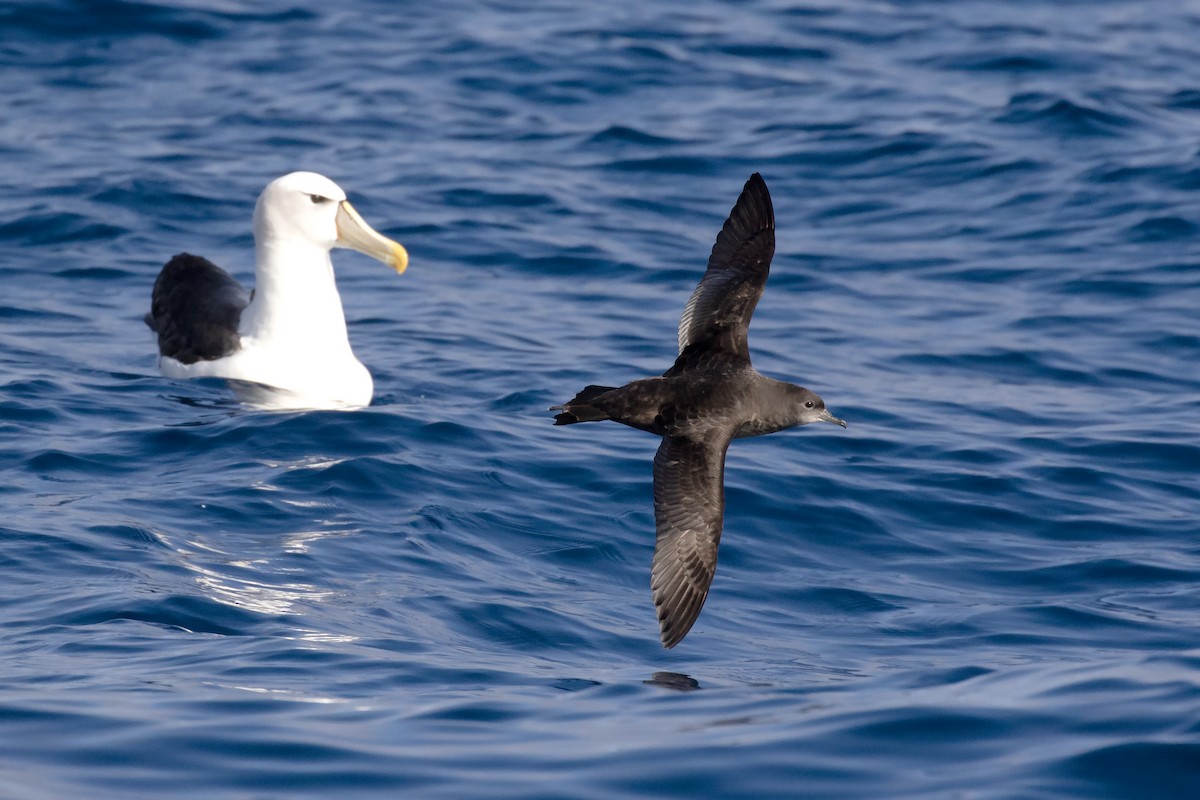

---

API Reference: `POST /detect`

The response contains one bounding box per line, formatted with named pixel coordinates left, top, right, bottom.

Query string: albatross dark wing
left=676, top=173, right=775, bottom=360
left=145, top=253, right=249, bottom=364
left=651, top=431, right=733, bottom=648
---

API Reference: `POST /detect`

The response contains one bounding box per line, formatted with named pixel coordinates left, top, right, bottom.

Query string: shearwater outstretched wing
left=675, top=173, right=775, bottom=361
left=650, top=430, right=734, bottom=648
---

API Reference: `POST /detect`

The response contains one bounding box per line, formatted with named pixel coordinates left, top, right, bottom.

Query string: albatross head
left=253, top=171, right=409, bottom=273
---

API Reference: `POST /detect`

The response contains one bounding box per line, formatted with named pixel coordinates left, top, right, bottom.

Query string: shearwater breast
left=552, top=173, right=846, bottom=648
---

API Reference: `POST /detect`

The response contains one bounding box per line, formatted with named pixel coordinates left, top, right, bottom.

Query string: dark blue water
left=3, top=0, right=1199, bottom=797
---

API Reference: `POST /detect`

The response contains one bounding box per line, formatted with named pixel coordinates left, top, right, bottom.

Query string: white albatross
left=145, top=172, right=408, bottom=410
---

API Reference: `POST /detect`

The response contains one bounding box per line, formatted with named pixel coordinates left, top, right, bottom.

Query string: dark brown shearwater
left=553, top=173, right=846, bottom=648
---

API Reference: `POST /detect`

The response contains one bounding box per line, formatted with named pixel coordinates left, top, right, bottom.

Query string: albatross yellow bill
left=335, top=200, right=409, bottom=274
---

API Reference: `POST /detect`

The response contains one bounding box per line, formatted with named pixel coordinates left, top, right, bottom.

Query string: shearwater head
left=735, top=380, right=846, bottom=438
left=788, top=384, right=847, bottom=428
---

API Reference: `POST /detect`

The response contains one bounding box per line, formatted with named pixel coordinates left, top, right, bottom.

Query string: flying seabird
left=553, top=173, right=846, bottom=648
left=145, top=171, right=409, bottom=410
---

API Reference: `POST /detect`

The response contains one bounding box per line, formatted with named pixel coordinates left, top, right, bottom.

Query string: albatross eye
left=309, top=194, right=331, bottom=204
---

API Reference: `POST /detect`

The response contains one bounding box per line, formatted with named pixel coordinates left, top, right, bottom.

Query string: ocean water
left=2, top=0, right=1199, bottom=797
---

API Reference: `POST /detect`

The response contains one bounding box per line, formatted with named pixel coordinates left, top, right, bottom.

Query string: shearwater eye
left=309, top=194, right=330, bottom=204
left=804, top=400, right=815, bottom=408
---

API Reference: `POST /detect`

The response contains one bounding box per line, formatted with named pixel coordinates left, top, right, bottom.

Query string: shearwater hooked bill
left=553, top=173, right=846, bottom=648
left=144, top=172, right=409, bottom=410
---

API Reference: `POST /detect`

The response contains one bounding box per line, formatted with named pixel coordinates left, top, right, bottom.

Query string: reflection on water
left=157, top=528, right=342, bottom=616
left=289, top=629, right=359, bottom=645
left=230, top=380, right=363, bottom=412
left=644, top=671, right=702, bottom=692
left=190, top=563, right=334, bottom=616
left=145, top=447, right=368, bottom=618
left=279, top=528, right=357, bottom=555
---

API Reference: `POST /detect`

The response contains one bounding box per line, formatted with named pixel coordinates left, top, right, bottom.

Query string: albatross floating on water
left=145, top=171, right=409, bottom=410
left=553, top=173, right=846, bottom=648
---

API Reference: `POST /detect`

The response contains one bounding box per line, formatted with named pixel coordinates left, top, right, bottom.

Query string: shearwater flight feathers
left=676, top=171, right=774, bottom=360
left=652, top=434, right=729, bottom=648
left=553, top=173, right=846, bottom=648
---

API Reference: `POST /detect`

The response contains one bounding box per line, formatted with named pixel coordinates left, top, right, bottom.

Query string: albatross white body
left=150, top=172, right=408, bottom=410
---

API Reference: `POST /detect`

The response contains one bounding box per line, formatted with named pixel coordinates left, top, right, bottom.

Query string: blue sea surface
left=2, top=0, right=1200, bottom=797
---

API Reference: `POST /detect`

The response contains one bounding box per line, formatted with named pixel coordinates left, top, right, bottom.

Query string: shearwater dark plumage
left=553, top=173, right=846, bottom=648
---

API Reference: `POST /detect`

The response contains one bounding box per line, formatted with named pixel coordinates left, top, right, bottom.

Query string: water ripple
left=1, top=1, right=1200, bottom=798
